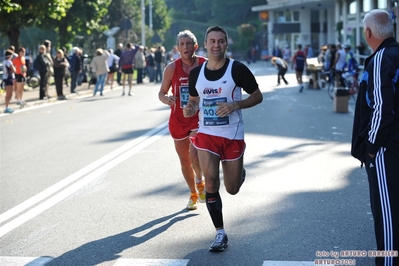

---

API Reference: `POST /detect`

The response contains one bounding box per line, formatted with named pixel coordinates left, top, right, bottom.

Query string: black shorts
left=122, top=67, right=133, bottom=74
left=2, top=78, right=13, bottom=86
left=15, top=74, right=26, bottom=83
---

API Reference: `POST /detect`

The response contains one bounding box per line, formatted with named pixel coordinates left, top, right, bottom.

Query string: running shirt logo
left=203, top=87, right=222, bottom=95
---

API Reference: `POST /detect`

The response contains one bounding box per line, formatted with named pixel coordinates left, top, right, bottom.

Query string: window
left=363, top=0, right=371, bottom=12
left=276, top=11, right=285, bottom=22
left=311, top=10, right=319, bottom=22
left=349, top=0, right=357, bottom=14
left=378, top=0, right=387, bottom=9
left=285, top=10, right=292, bottom=22
left=293, top=11, right=299, bottom=21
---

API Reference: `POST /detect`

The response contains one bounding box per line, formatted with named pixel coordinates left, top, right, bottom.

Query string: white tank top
left=335, top=49, right=347, bottom=70
left=195, top=59, right=244, bottom=140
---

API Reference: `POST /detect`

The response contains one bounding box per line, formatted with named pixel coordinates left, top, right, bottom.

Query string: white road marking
left=0, top=256, right=53, bottom=266
left=0, top=122, right=169, bottom=238
left=0, top=258, right=333, bottom=266
left=263, top=261, right=333, bottom=266
left=113, top=258, right=189, bottom=266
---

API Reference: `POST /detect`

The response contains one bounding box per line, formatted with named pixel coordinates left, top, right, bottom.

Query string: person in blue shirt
left=343, top=45, right=359, bottom=73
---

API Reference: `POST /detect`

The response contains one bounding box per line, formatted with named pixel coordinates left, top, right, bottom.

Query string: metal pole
left=141, top=0, right=146, bottom=46
left=149, top=0, right=153, bottom=31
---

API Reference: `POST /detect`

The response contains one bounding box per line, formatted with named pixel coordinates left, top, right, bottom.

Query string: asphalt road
left=0, top=62, right=376, bottom=266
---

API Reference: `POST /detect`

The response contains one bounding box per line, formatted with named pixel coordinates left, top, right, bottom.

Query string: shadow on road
left=45, top=209, right=197, bottom=266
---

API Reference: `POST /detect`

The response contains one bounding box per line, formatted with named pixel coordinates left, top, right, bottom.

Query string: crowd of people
left=1, top=39, right=192, bottom=113
left=270, top=40, right=361, bottom=92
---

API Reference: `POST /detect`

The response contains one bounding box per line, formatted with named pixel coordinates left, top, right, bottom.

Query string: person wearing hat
left=134, top=45, right=146, bottom=84
left=2, top=50, right=16, bottom=113
left=90, top=48, right=110, bottom=96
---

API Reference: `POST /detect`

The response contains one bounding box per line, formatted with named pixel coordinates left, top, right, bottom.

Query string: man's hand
left=164, top=96, right=176, bottom=106
left=216, top=102, right=238, bottom=117
left=183, top=101, right=197, bottom=118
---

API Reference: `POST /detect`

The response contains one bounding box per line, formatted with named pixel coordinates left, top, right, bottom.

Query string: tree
left=146, top=0, right=172, bottom=46
left=42, top=0, right=111, bottom=48
left=0, top=0, right=73, bottom=48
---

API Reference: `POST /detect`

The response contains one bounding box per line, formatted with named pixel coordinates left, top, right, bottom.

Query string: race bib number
left=179, top=86, right=189, bottom=108
left=202, top=97, right=229, bottom=126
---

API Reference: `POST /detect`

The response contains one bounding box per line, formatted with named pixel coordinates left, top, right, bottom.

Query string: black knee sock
left=206, top=191, right=223, bottom=229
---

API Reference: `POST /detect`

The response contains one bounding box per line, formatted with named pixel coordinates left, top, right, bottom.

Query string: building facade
left=252, top=0, right=398, bottom=58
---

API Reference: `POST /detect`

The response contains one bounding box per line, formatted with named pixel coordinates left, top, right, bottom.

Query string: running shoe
left=4, top=107, right=14, bottom=113
left=121, top=91, right=125, bottom=96
left=186, top=192, right=198, bottom=210
left=299, top=85, right=304, bottom=92
left=209, top=232, right=228, bottom=252
left=196, top=181, right=206, bottom=203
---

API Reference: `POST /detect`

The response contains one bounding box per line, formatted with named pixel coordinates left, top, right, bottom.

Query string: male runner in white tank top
left=183, top=26, right=263, bottom=252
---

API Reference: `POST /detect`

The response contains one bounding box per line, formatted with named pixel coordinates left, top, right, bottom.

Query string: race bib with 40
left=202, top=97, right=229, bottom=126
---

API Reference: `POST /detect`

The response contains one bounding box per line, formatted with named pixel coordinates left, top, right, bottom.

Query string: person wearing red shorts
left=183, top=26, right=263, bottom=252
left=158, top=30, right=207, bottom=210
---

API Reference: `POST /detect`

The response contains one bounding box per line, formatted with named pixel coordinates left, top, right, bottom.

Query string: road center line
left=0, top=122, right=169, bottom=237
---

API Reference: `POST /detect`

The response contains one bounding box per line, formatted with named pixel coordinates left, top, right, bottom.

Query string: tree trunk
left=58, top=17, right=68, bottom=47
left=7, top=27, right=21, bottom=50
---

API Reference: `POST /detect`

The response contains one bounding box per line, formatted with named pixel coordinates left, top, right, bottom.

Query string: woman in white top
left=90, top=48, right=110, bottom=96
left=334, top=44, right=347, bottom=71
left=106, top=48, right=119, bottom=90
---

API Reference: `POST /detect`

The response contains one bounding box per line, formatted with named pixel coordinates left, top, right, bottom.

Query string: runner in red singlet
left=158, top=30, right=207, bottom=210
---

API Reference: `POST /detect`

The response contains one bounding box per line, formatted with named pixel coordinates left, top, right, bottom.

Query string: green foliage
left=146, top=0, right=172, bottom=47
left=43, top=0, right=111, bottom=48
left=237, top=23, right=256, bottom=51
left=164, top=0, right=265, bottom=53
left=0, top=1, right=22, bottom=13
left=0, top=0, right=74, bottom=47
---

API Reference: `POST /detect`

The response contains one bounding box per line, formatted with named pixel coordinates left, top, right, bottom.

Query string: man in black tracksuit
left=351, top=9, right=399, bottom=266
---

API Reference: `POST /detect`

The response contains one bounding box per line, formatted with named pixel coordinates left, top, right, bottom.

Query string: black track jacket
left=351, top=37, right=399, bottom=164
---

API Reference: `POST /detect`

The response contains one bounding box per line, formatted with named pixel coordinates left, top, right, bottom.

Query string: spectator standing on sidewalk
left=12, top=47, right=27, bottom=106
left=53, top=49, right=69, bottom=100
left=158, top=30, right=207, bottom=210
left=351, top=9, right=399, bottom=266
left=106, top=48, right=119, bottom=90
left=2, top=50, right=16, bottom=113
left=114, top=43, right=123, bottom=85
left=69, top=47, right=82, bottom=93
left=183, top=25, right=263, bottom=252
left=34, top=45, right=50, bottom=100
left=146, top=48, right=156, bottom=82
left=154, top=46, right=165, bottom=83
left=43, top=40, right=53, bottom=98
left=119, top=42, right=139, bottom=96
left=333, top=43, right=347, bottom=87
left=134, top=45, right=146, bottom=84
left=90, top=48, right=110, bottom=96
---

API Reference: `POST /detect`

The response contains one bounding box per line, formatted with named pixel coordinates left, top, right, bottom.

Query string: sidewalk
left=0, top=81, right=108, bottom=114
